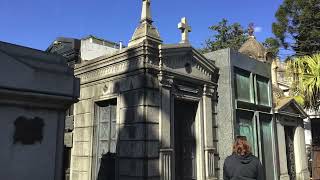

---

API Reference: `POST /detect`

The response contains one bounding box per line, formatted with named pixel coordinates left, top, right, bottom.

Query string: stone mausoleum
left=69, top=1, right=219, bottom=180
left=0, top=41, right=79, bottom=180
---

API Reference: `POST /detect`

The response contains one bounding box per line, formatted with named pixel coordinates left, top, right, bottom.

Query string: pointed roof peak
left=128, top=0, right=162, bottom=47
left=239, top=34, right=266, bottom=61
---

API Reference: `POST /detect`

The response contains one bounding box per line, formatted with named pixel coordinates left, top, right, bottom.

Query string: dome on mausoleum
left=239, top=36, right=266, bottom=61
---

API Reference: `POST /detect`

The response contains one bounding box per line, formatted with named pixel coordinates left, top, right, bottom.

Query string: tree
left=263, top=37, right=280, bottom=58
left=203, top=19, right=247, bottom=52
left=286, top=53, right=320, bottom=110
left=203, top=19, right=280, bottom=57
left=272, top=0, right=320, bottom=56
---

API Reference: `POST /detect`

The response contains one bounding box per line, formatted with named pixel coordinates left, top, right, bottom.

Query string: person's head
left=233, top=136, right=251, bottom=156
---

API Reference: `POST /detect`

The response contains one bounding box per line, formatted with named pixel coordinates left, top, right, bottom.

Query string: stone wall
left=205, top=49, right=235, bottom=179
left=71, top=54, right=161, bottom=180
left=0, top=106, right=65, bottom=180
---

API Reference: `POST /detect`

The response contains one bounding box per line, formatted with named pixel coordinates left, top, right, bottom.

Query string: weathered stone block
left=145, top=90, right=160, bottom=106
left=120, top=89, right=144, bottom=108
left=65, top=116, right=74, bottom=130
left=73, top=127, right=92, bottom=142
left=71, top=156, right=90, bottom=172
left=119, top=106, right=159, bottom=124
left=120, top=106, right=144, bottom=124
left=119, top=124, right=145, bottom=140
left=73, top=171, right=89, bottom=180
left=74, top=113, right=93, bottom=128
left=146, top=107, right=159, bottom=123
left=64, top=132, right=73, bottom=148
left=75, top=99, right=93, bottom=115
left=146, top=124, right=159, bottom=140
left=73, top=141, right=91, bottom=156
left=147, top=141, right=159, bottom=158
left=118, top=75, right=145, bottom=92
left=80, top=86, right=94, bottom=100
left=147, top=159, right=160, bottom=176
left=120, top=89, right=160, bottom=108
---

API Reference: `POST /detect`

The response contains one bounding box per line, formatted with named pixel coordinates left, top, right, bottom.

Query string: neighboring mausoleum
left=204, top=32, right=310, bottom=180
left=205, top=41, right=277, bottom=180
left=0, top=41, right=79, bottom=180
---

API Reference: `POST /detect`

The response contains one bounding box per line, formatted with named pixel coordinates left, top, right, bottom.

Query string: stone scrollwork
left=203, top=85, right=215, bottom=97
left=158, top=72, right=174, bottom=88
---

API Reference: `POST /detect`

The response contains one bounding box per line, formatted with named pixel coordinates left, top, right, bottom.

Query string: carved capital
left=203, top=85, right=215, bottom=97
left=158, top=72, right=174, bottom=88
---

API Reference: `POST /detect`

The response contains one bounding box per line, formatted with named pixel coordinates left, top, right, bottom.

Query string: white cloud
left=254, top=26, right=263, bottom=33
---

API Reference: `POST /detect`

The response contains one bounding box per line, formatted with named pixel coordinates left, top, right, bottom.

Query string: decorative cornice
left=77, top=58, right=143, bottom=84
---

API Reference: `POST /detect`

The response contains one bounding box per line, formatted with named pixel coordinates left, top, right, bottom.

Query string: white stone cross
left=178, top=17, right=192, bottom=44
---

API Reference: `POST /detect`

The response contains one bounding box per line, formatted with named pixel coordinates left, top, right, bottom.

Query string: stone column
left=203, top=85, right=216, bottom=180
left=294, top=125, right=310, bottom=180
left=158, top=72, right=174, bottom=180
left=276, top=120, right=290, bottom=180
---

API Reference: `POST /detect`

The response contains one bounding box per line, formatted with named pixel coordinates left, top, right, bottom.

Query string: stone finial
left=178, top=17, right=192, bottom=44
left=141, top=0, right=152, bottom=23
left=128, top=0, right=162, bottom=47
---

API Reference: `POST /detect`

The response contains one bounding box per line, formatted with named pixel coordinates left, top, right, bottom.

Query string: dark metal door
left=96, top=100, right=117, bottom=179
left=313, top=146, right=320, bottom=179
left=284, top=126, right=296, bottom=180
left=174, top=100, right=197, bottom=180
left=312, top=119, right=320, bottom=179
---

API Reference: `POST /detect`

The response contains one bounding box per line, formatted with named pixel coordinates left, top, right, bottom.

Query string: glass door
left=258, top=113, right=275, bottom=180
left=237, top=110, right=257, bottom=155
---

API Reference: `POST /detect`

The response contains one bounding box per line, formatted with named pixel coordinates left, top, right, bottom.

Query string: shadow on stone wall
left=95, top=44, right=165, bottom=180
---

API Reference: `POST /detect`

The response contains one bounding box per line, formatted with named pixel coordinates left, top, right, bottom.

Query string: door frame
left=173, top=95, right=204, bottom=180
left=91, top=95, right=120, bottom=180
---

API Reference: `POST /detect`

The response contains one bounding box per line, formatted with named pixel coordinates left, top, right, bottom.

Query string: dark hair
left=233, top=136, right=251, bottom=156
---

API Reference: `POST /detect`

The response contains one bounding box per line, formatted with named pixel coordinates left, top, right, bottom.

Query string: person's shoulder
left=249, top=154, right=262, bottom=164
left=225, top=154, right=236, bottom=162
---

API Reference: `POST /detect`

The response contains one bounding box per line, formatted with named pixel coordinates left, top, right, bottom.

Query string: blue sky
left=0, top=0, right=285, bottom=56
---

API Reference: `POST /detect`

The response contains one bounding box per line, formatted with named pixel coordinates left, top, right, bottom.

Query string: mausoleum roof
left=0, top=41, right=78, bottom=98
left=274, top=97, right=307, bottom=118
left=239, top=36, right=266, bottom=61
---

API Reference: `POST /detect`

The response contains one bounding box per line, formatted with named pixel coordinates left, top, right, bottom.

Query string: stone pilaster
left=203, top=85, right=217, bottom=180
left=294, top=126, right=310, bottom=180
left=158, top=72, right=174, bottom=180
left=276, top=121, right=290, bottom=180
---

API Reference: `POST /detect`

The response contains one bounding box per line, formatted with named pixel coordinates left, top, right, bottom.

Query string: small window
left=235, top=69, right=253, bottom=103
left=256, top=76, right=270, bottom=106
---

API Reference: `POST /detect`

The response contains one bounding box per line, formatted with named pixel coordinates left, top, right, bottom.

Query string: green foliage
left=272, top=0, right=320, bottom=56
left=286, top=53, right=320, bottom=110
left=203, top=19, right=248, bottom=52
left=263, top=37, right=280, bottom=58
left=293, top=95, right=305, bottom=106
left=203, top=19, right=280, bottom=57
